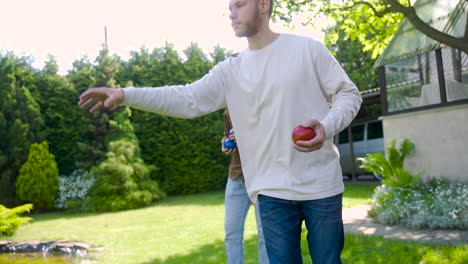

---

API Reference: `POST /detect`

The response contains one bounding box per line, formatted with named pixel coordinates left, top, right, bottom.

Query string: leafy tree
left=183, top=42, right=211, bottom=82
left=0, top=203, right=33, bottom=237
left=324, top=22, right=379, bottom=91
left=0, top=52, right=45, bottom=202
left=273, top=0, right=467, bottom=57
left=43, top=54, right=59, bottom=75
left=16, top=141, right=59, bottom=210
left=210, top=44, right=233, bottom=64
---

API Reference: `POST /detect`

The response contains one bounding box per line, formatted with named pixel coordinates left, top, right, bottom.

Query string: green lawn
left=3, top=184, right=466, bottom=264
left=342, top=182, right=377, bottom=208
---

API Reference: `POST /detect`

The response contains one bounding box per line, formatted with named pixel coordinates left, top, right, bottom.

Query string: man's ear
left=258, top=0, right=271, bottom=15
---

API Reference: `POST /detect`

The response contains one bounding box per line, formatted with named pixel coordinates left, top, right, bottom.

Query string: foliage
left=358, top=139, right=423, bottom=187
left=33, top=56, right=86, bottom=175
left=273, top=0, right=468, bottom=57
left=67, top=55, right=96, bottom=94
left=75, top=45, right=120, bottom=171
left=0, top=203, right=33, bottom=237
left=131, top=111, right=229, bottom=195
left=55, top=169, right=96, bottom=209
left=85, top=130, right=166, bottom=212
left=273, top=0, right=403, bottom=58
left=0, top=52, right=45, bottom=201
left=16, top=141, right=59, bottom=210
left=369, top=179, right=468, bottom=229
left=2, top=42, right=234, bottom=201
left=119, top=45, right=231, bottom=195
left=95, top=44, right=121, bottom=87
left=210, top=44, right=233, bottom=64
left=324, top=23, right=379, bottom=91
left=79, top=45, right=165, bottom=212
left=183, top=42, right=211, bottom=82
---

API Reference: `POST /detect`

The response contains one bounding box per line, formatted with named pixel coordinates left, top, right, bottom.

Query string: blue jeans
left=258, top=193, right=344, bottom=264
left=225, top=177, right=270, bottom=264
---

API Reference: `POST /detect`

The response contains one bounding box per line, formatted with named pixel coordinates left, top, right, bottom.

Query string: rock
left=0, top=240, right=91, bottom=257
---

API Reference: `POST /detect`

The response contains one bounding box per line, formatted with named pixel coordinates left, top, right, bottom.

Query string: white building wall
left=381, top=105, right=468, bottom=183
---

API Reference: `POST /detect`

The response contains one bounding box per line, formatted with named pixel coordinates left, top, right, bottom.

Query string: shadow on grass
left=140, top=233, right=463, bottom=264
left=141, top=238, right=260, bottom=264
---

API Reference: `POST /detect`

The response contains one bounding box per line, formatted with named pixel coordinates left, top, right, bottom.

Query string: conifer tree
left=210, top=44, right=233, bottom=64
left=31, top=55, right=84, bottom=175
left=16, top=141, right=59, bottom=210
left=75, top=44, right=119, bottom=171
left=183, top=42, right=211, bottom=82
left=82, top=44, right=164, bottom=212
left=0, top=52, right=45, bottom=202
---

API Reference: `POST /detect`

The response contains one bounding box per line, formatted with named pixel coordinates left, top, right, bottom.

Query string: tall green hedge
left=0, top=52, right=45, bottom=202
left=132, top=110, right=229, bottom=195
left=119, top=43, right=232, bottom=195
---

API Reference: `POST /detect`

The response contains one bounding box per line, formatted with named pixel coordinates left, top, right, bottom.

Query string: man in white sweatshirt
left=79, top=0, right=362, bottom=263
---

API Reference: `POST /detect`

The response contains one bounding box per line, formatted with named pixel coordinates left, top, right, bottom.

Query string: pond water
left=0, top=252, right=81, bottom=264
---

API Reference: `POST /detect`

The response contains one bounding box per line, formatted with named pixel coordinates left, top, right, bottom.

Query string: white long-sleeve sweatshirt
left=123, top=34, right=362, bottom=202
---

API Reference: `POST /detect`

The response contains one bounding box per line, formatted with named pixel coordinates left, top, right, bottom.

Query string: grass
left=342, top=182, right=377, bottom=208
left=2, top=183, right=467, bottom=264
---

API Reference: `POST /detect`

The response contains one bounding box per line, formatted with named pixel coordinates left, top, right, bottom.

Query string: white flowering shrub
left=369, top=178, right=468, bottom=229
left=55, top=169, right=96, bottom=209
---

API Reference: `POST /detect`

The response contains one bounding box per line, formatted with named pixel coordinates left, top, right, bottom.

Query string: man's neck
left=247, top=24, right=280, bottom=51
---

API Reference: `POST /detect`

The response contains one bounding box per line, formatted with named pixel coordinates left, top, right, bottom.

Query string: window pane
left=367, top=121, right=383, bottom=140
left=351, top=124, right=365, bottom=142
left=338, top=129, right=348, bottom=144
left=385, top=52, right=441, bottom=112
left=442, top=47, right=468, bottom=102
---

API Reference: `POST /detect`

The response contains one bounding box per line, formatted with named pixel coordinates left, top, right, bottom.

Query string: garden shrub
left=369, top=178, right=468, bottom=229
left=0, top=203, right=33, bottom=237
left=55, top=169, right=96, bottom=209
left=358, top=139, right=423, bottom=187
left=16, top=141, right=59, bottom=210
left=85, top=139, right=165, bottom=212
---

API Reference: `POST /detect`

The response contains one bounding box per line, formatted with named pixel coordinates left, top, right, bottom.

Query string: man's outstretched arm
left=79, top=61, right=228, bottom=118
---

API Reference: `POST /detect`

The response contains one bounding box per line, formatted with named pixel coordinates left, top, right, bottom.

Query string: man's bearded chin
left=236, top=6, right=262, bottom=38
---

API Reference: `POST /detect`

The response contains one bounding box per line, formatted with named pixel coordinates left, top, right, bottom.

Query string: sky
left=0, top=0, right=326, bottom=75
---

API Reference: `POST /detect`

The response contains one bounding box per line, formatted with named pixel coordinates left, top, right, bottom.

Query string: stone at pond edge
left=0, top=240, right=90, bottom=257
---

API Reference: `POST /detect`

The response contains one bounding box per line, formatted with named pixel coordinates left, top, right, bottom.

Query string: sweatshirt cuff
left=121, top=87, right=137, bottom=105
left=320, top=117, right=335, bottom=140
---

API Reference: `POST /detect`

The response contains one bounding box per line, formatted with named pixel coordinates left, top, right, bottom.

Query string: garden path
left=343, top=205, right=468, bottom=245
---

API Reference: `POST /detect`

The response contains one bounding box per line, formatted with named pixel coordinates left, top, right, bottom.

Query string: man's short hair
left=258, top=0, right=274, bottom=17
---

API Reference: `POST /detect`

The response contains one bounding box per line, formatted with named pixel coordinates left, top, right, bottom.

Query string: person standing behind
left=222, top=108, right=269, bottom=264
